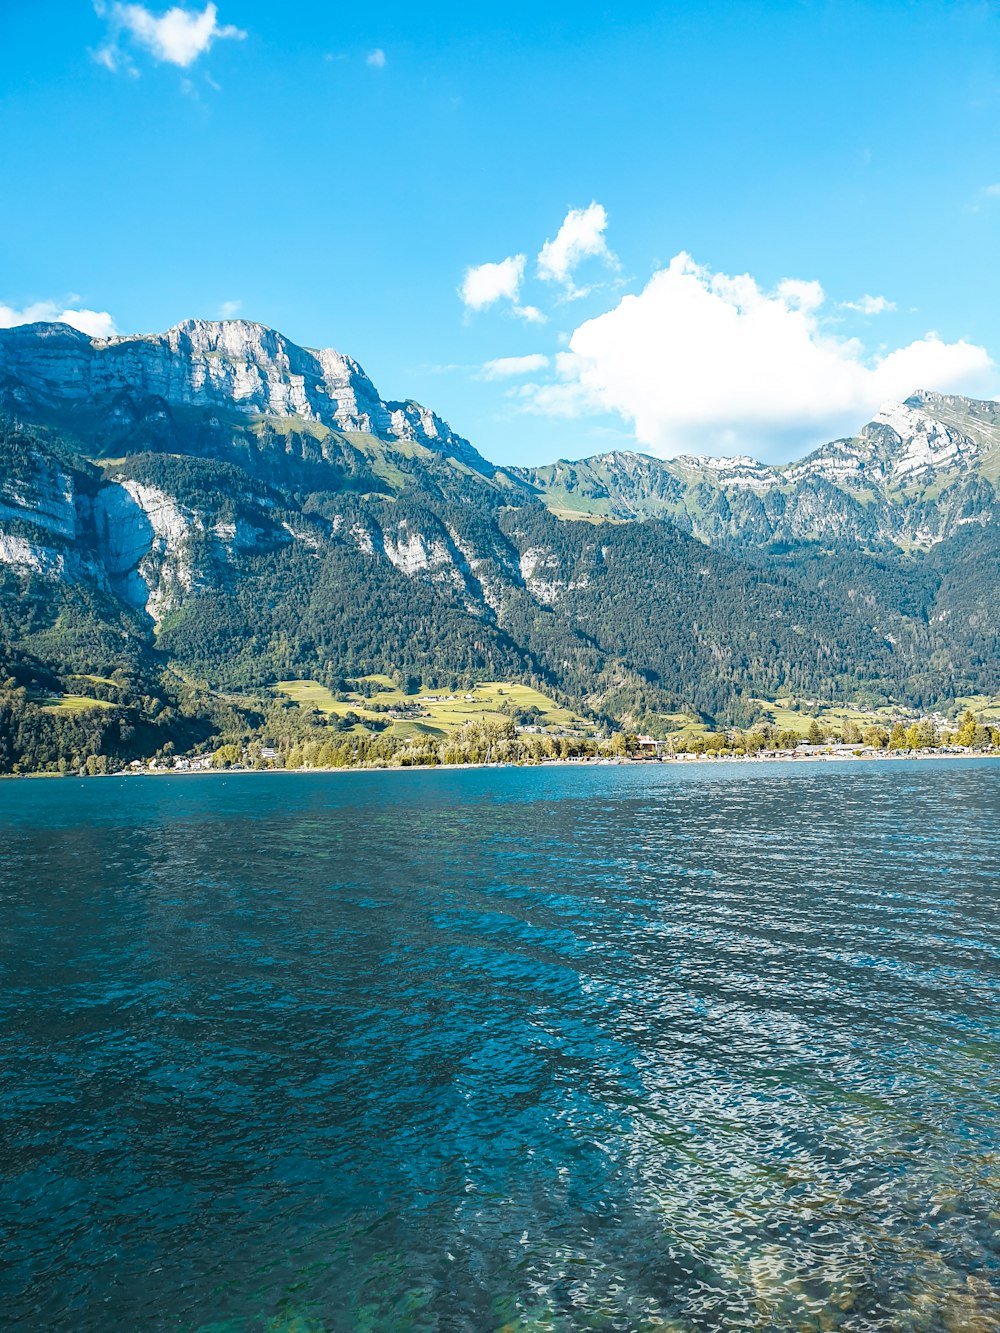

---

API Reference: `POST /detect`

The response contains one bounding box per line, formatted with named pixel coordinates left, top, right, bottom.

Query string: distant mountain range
left=0, top=317, right=996, bottom=766
left=517, top=393, right=1000, bottom=548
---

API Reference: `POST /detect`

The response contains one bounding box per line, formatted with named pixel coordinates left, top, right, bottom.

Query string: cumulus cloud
left=480, top=353, right=549, bottom=380
left=457, top=258, right=544, bottom=322
left=841, top=293, right=897, bottom=315
left=94, top=2, right=245, bottom=71
left=537, top=202, right=617, bottom=294
left=0, top=300, right=118, bottom=339
left=523, top=252, right=994, bottom=459
left=217, top=298, right=242, bottom=318
left=366, top=48, right=386, bottom=68
left=459, top=255, right=526, bottom=311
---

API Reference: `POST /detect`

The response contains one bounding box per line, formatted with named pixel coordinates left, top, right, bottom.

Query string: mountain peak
left=0, top=317, right=489, bottom=471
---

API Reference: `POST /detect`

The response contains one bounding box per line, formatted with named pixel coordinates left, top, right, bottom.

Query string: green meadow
left=273, top=676, right=591, bottom=740
left=36, top=693, right=116, bottom=715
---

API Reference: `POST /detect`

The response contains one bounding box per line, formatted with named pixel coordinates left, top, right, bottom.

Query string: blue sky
left=1, top=0, right=998, bottom=464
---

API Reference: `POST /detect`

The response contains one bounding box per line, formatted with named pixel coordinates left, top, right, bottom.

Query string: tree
left=887, top=722, right=908, bottom=751
left=955, top=710, right=978, bottom=748
left=915, top=719, right=938, bottom=748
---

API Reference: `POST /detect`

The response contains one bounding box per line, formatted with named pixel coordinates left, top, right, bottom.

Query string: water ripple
left=0, top=759, right=998, bottom=1331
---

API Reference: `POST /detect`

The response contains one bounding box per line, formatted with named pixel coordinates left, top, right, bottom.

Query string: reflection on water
left=0, top=760, right=998, bottom=1331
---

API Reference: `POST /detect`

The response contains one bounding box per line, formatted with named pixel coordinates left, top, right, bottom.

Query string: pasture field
left=273, top=677, right=592, bottom=739
left=752, top=698, right=897, bottom=734
left=954, top=693, right=1000, bottom=721
left=36, top=694, right=116, bottom=715
left=270, top=681, right=1000, bottom=743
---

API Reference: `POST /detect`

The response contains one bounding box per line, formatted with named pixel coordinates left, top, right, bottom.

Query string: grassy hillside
left=274, top=676, right=592, bottom=740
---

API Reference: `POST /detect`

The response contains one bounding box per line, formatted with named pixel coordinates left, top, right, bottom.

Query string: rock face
left=0, top=318, right=486, bottom=469
left=0, top=316, right=997, bottom=651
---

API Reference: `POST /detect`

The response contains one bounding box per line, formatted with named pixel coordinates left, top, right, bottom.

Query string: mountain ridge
left=0, top=317, right=996, bottom=774
left=4, top=318, right=999, bottom=506
left=0, top=318, right=495, bottom=478
left=515, top=392, right=1000, bottom=548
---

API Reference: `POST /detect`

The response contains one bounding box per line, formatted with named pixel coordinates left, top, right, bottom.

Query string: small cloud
left=217, top=299, right=242, bottom=318
left=513, top=304, right=546, bottom=324
left=480, top=353, right=550, bottom=380
left=840, top=293, right=897, bottom=316
left=984, top=183, right=1000, bottom=198
left=366, top=48, right=386, bottom=69
left=459, top=255, right=526, bottom=312
left=0, top=299, right=118, bottom=339
left=537, top=202, right=618, bottom=294
left=92, top=43, right=119, bottom=70
left=93, top=2, right=245, bottom=72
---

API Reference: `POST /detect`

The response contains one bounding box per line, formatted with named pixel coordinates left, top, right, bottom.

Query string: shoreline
left=3, top=749, right=998, bottom=782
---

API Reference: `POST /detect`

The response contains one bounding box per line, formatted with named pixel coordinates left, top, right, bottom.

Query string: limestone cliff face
left=0, top=318, right=485, bottom=468
left=90, top=480, right=201, bottom=619
left=0, top=438, right=290, bottom=625
left=0, top=441, right=79, bottom=544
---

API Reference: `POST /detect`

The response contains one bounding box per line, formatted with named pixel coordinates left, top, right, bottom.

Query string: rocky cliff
left=0, top=318, right=489, bottom=472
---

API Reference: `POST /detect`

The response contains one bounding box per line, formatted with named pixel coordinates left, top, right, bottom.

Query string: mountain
left=0, top=318, right=997, bottom=771
left=0, top=317, right=491, bottom=470
left=516, top=393, right=1000, bottom=548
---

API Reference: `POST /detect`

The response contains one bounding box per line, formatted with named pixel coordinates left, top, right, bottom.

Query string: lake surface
left=1, top=760, right=998, bottom=1332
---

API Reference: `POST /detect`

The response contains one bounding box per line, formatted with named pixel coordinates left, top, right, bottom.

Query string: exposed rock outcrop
left=0, top=318, right=488, bottom=471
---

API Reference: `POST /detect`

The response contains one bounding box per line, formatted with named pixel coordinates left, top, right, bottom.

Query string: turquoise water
left=0, top=759, right=998, bottom=1332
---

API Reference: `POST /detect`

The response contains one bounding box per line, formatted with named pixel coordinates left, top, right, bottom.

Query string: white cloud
left=841, top=293, right=897, bottom=315
left=94, top=2, right=245, bottom=71
left=459, top=255, right=526, bottom=311
left=984, top=183, right=1000, bottom=198
left=217, top=299, right=242, bottom=318
left=776, top=279, right=825, bottom=312
left=366, top=48, right=386, bottom=68
left=537, top=202, right=617, bottom=293
left=513, top=304, right=546, bottom=324
left=0, top=300, right=118, bottom=339
left=523, top=252, right=994, bottom=459
left=480, top=353, right=549, bottom=380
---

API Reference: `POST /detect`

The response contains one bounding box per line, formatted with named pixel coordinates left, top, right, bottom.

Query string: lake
left=1, top=759, right=998, bottom=1331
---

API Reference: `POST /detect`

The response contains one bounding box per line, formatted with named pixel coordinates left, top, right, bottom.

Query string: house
left=637, top=736, right=671, bottom=756
left=260, top=747, right=278, bottom=760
